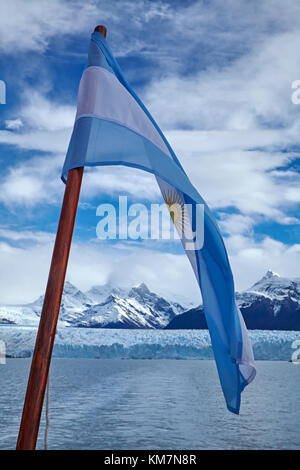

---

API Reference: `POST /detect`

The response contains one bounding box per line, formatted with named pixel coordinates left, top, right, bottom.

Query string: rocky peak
left=129, top=283, right=151, bottom=299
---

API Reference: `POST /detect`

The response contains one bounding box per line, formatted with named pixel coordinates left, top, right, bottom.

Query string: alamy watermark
left=0, top=80, right=6, bottom=104
left=291, top=80, right=300, bottom=104
left=0, top=340, right=6, bottom=364
left=95, top=196, right=204, bottom=250
left=291, top=339, right=300, bottom=364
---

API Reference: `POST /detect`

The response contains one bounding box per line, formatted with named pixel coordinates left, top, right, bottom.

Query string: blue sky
left=0, top=0, right=300, bottom=304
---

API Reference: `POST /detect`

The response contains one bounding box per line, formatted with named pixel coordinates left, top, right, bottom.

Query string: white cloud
left=165, top=128, right=300, bottom=223
left=20, top=91, right=75, bottom=131
left=5, top=119, right=23, bottom=130
left=145, top=29, right=300, bottom=131
left=81, top=166, right=160, bottom=201
left=218, top=213, right=255, bottom=236
left=198, top=151, right=299, bottom=220
left=1, top=7, right=299, bottom=223
left=1, top=0, right=299, bottom=65
left=0, top=153, right=64, bottom=208
left=0, top=0, right=300, bottom=300
left=0, top=0, right=100, bottom=53
left=0, top=226, right=300, bottom=305
left=0, top=228, right=198, bottom=304
left=1, top=0, right=299, bottom=223
left=225, top=234, right=300, bottom=291
left=0, top=148, right=161, bottom=208
left=0, top=89, right=299, bottom=222
left=0, top=90, right=75, bottom=155
left=0, top=0, right=174, bottom=57
left=0, top=84, right=162, bottom=207
left=0, top=238, right=52, bottom=304
left=0, top=228, right=55, bottom=244
left=0, top=128, right=72, bottom=154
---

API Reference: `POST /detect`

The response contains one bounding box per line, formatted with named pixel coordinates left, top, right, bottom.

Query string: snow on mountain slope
left=0, top=281, right=93, bottom=327
left=85, top=283, right=128, bottom=304
left=52, top=281, right=94, bottom=324
left=167, top=270, right=300, bottom=330
left=0, top=281, right=184, bottom=329
left=129, top=283, right=184, bottom=316
left=76, top=283, right=183, bottom=329
left=2, top=271, right=299, bottom=330
left=246, top=270, right=300, bottom=302
left=0, top=305, right=40, bottom=327
left=237, top=270, right=300, bottom=329
left=28, top=281, right=94, bottom=325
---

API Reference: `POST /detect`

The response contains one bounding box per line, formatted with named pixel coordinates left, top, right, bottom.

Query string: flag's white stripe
left=76, top=113, right=168, bottom=150
left=76, top=66, right=172, bottom=159
left=237, top=308, right=256, bottom=383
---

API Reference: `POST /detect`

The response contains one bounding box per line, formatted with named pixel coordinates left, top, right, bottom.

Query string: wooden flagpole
left=16, top=25, right=107, bottom=450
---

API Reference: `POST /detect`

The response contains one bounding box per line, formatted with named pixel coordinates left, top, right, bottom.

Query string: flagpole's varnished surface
left=16, top=26, right=107, bottom=451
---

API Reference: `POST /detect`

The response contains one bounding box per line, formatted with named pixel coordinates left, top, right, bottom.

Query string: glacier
left=0, top=326, right=298, bottom=360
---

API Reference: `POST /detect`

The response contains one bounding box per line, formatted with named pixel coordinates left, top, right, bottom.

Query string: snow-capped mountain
left=237, top=270, right=300, bottom=330
left=0, top=281, right=184, bottom=329
left=0, top=304, right=40, bottom=327
left=0, top=281, right=93, bottom=327
left=1, top=271, right=299, bottom=330
left=33, top=281, right=94, bottom=325
left=166, top=270, right=300, bottom=330
left=75, top=283, right=183, bottom=329
left=85, top=283, right=128, bottom=304
left=244, top=269, right=299, bottom=299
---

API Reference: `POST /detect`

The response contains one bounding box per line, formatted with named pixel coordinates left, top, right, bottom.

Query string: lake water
left=0, top=359, right=299, bottom=450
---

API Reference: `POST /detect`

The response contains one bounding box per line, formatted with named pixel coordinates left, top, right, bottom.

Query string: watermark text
left=96, top=196, right=204, bottom=250
left=0, top=80, right=6, bottom=104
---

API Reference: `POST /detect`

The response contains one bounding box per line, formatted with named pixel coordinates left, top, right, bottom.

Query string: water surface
left=0, top=359, right=299, bottom=449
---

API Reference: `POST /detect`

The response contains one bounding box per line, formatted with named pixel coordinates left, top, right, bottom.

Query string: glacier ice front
left=1, top=326, right=298, bottom=360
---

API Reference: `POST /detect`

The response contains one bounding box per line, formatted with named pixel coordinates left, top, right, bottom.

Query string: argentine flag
left=62, top=31, right=256, bottom=414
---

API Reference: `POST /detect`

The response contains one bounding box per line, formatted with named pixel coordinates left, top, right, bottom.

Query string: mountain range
left=167, top=270, right=300, bottom=330
left=0, top=281, right=184, bottom=329
left=0, top=270, right=299, bottom=330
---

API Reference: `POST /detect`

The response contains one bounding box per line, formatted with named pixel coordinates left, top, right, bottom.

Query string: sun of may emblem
left=162, top=189, right=188, bottom=233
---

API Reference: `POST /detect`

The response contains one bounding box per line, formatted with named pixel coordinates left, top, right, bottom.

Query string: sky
left=0, top=0, right=300, bottom=304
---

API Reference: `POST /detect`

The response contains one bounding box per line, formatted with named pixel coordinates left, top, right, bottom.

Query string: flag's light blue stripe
left=183, top=192, right=245, bottom=413
left=63, top=116, right=199, bottom=202
left=87, top=39, right=113, bottom=73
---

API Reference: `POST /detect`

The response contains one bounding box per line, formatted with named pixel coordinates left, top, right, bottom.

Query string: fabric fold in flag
left=62, top=31, right=256, bottom=414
